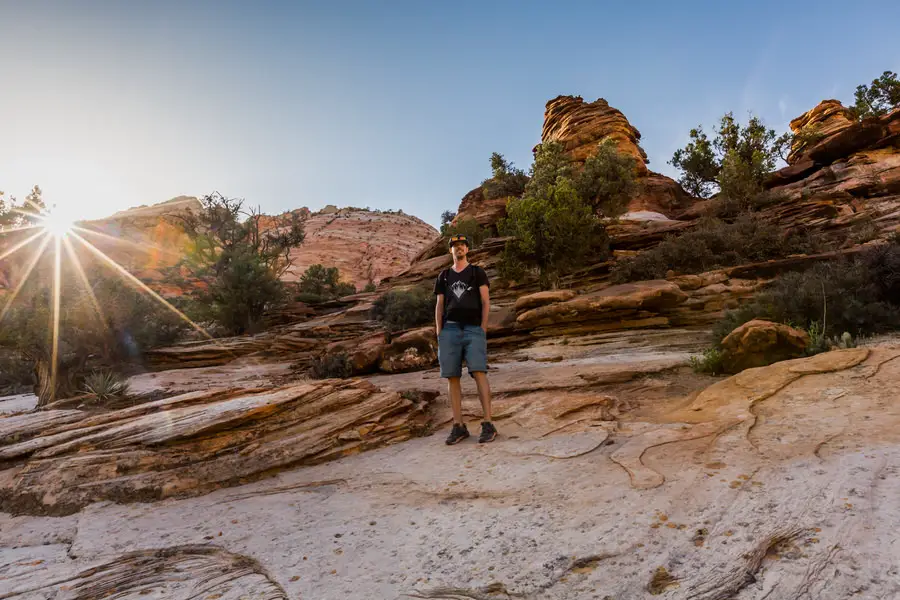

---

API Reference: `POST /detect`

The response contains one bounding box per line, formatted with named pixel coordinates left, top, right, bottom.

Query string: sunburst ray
left=0, top=229, right=46, bottom=262
left=73, top=225, right=182, bottom=258
left=50, top=235, right=62, bottom=401
left=70, top=231, right=214, bottom=340
left=62, top=236, right=104, bottom=325
left=0, top=233, right=52, bottom=322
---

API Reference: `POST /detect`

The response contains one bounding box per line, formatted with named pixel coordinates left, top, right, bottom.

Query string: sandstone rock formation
left=542, top=95, right=649, bottom=171
left=6, top=337, right=900, bottom=599
left=541, top=95, right=694, bottom=216
left=719, top=319, right=809, bottom=374
left=0, top=379, right=437, bottom=515
left=77, top=200, right=437, bottom=296
left=279, top=207, right=438, bottom=289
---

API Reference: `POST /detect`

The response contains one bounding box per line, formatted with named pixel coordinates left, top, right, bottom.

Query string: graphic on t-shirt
left=450, top=280, right=469, bottom=299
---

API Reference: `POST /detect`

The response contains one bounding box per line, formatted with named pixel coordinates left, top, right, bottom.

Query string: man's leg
left=464, top=325, right=496, bottom=443
left=448, top=376, right=464, bottom=424
left=440, top=324, right=469, bottom=445
left=472, top=372, right=492, bottom=421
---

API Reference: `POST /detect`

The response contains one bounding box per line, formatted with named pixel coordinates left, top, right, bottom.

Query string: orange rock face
left=542, top=95, right=649, bottom=173
left=720, top=319, right=810, bottom=374
left=75, top=200, right=438, bottom=296
left=540, top=95, right=694, bottom=216
left=281, top=208, right=438, bottom=289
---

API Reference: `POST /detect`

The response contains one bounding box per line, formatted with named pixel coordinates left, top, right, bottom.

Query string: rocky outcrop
left=542, top=95, right=649, bottom=171
left=453, top=185, right=509, bottom=229
left=541, top=96, right=695, bottom=216
left=280, top=208, right=438, bottom=289
left=0, top=379, right=437, bottom=515
left=378, top=327, right=438, bottom=373
left=78, top=201, right=438, bottom=297
left=719, top=319, right=809, bottom=373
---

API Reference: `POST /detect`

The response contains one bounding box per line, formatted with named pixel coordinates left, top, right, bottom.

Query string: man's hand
left=435, top=293, right=444, bottom=336
left=479, top=284, right=490, bottom=331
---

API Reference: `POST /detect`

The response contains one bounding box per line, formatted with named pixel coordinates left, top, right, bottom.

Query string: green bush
left=178, top=192, right=305, bottom=335
left=670, top=113, right=786, bottom=199
left=499, top=178, right=609, bottom=290
left=297, top=264, right=357, bottom=301
left=0, top=350, right=33, bottom=396
left=573, top=138, right=639, bottom=218
left=82, top=370, right=131, bottom=402
left=689, top=348, right=725, bottom=375
left=713, top=244, right=900, bottom=344
left=611, top=214, right=819, bottom=283
left=363, top=282, right=377, bottom=293
left=440, top=217, right=488, bottom=249
left=850, top=70, right=900, bottom=119
left=481, top=153, right=529, bottom=200
left=311, top=352, right=353, bottom=379
left=0, top=266, right=187, bottom=406
left=371, top=287, right=434, bottom=332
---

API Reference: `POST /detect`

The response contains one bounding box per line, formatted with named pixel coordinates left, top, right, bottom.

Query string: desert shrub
left=440, top=217, right=488, bottom=248
left=0, top=267, right=187, bottom=406
left=499, top=179, right=608, bottom=290
left=573, top=138, right=639, bottom=218
left=371, top=287, right=434, bottom=332
left=363, top=282, right=377, bottom=293
left=177, top=192, right=305, bottom=335
left=689, top=348, right=725, bottom=375
left=670, top=113, right=787, bottom=200
left=496, top=138, right=645, bottom=289
left=612, top=214, right=818, bottom=282
left=82, top=370, right=131, bottom=402
left=297, top=264, right=357, bottom=302
left=850, top=70, right=900, bottom=120
left=712, top=244, right=900, bottom=344
left=311, top=352, right=353, bottom=379
left=0, top=350, right=34, bottom=395
left=481, top=153, right=529, bottom=200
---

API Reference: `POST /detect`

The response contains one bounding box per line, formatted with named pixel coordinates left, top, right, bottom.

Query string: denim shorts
left=438, top=321, right=488, bottom=378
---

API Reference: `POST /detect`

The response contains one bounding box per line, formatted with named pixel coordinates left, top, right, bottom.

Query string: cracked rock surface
left=4, top=340, right=900, bottom=598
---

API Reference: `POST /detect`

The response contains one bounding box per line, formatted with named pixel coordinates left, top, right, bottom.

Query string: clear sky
left=2, top=0, right=898, bottom=228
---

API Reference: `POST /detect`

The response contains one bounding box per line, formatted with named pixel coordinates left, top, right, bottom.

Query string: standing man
left=434, top=234, right=497, bottom=445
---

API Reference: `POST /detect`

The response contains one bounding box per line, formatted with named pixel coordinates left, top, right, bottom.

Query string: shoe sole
left=446, top=435, right=470, bottom=446
left=478, top=432, right=497, bottom=444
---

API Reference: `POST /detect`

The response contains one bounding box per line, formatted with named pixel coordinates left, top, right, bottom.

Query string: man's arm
left=435, top=294, right=444, bottom=334
left=479, top=285, right=490, bottom=330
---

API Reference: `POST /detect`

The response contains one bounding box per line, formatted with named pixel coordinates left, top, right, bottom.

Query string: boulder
left=378, top=327, right=438, bottom=373
left=720, top=319, right=809, bottom=374
left=514, top=290, right=577, bottom=313
left=516, top=280, right=688, bottom=330
left=325, top=331, right=388, bottom=375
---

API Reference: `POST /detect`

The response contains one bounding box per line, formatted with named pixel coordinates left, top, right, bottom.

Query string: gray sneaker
left=479, top=421, right=497, bottom=443
left=445, top=423, right=470, bottom=445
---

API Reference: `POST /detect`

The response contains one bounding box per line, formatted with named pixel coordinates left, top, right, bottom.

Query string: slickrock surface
left=0, top=380, right=436, bottom=516
left=280, top=208, right=438, bottom=289
left=5, top=344, right=900, bottom=598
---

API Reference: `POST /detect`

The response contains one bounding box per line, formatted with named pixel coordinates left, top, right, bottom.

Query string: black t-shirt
left=434, top=264, right=490, bottom=326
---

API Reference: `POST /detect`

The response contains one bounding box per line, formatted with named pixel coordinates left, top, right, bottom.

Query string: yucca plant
left=82, top=371, right=131, bottom=402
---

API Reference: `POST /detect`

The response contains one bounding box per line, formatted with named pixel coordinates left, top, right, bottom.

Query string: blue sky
left=1, top=0, right=898, bottom=228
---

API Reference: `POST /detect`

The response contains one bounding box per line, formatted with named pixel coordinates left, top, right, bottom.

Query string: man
left=434, top=234, right=497, bottom=445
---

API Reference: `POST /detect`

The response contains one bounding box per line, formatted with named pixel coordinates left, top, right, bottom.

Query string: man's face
left=450, top=242, right=469, bottom=260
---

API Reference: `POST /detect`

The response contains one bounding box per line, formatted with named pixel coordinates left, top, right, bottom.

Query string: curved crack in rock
left=610, top=348, right=872, bottom=489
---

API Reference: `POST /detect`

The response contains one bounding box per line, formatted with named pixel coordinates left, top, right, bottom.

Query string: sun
left=41, top=211, right=75, bottom=238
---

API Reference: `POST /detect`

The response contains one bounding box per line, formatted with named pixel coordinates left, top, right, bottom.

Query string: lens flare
left=43, top=212, right=74, bottom=238
left=0, top=195, right=223, bottom=404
